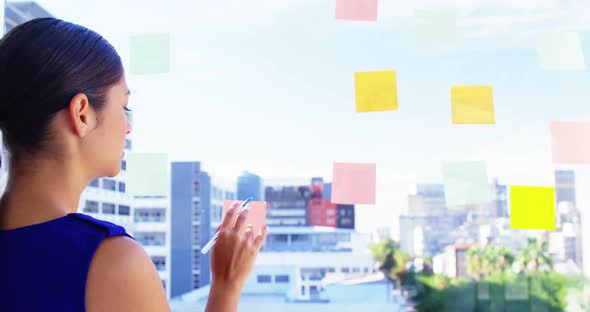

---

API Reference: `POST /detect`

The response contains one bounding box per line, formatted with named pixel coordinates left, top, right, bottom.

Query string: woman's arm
left=204, top=201, right=268, bottom=312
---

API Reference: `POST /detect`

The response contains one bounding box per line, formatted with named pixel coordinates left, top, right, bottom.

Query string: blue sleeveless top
left=0, top=213, right=134, bottom=311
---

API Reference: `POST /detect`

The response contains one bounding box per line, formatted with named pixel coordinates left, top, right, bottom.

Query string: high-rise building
left=265, top=182, right=311, bottom=226
left=237, top=171, right=264, bottom=201
left=132, top=195, right=171, bottom=298
left=4, top=1, right=52, bottom=33
left=170, top=162, right=208, bottom=297
left=491, top=179, right=508, bottom=218
left=170, top=162, right=236, bottom=297
left=551, top=170, right=584, bottom=272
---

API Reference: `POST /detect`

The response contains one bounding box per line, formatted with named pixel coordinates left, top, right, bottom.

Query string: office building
left=170, top=162, right=236, bottom=298
left=237, top=171, right=264, bottom=201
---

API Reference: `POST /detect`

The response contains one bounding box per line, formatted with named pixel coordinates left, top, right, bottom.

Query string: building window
left=125, top=138, right=132, bottom=150
left=118, top=182, right=126, bottom=193
left=192, top=274, right=200, bottom=289
left=83, top=200, right=99, bottom=213
left=102, top=203, right=115, bottom=214
left=257, top=275, right=272, bottom=283
left=352, top=267, right=360, bottom=273
left=193, top=181, right=201, bottom=194
left=364, top=267, right=370, bottom=273
left=118, top=205, right=130, bottom=216
left=89, top=179, right=100, bottom=188
left=341, top=267, right=350, bottom=273
left=151, top=256, right=166, bottom=271
left=121, top=160, right=127, bottom=171
left=135, top=232, right=166, bottom=246
left=328, top=268, right=336, bottom=273
left=275, top=275, right=290, bottom=283
left=134, top=208, right=166, bottom=222
left=102, top=178, right=117, bottom=191
left=162, top=280, right=166, bottom=290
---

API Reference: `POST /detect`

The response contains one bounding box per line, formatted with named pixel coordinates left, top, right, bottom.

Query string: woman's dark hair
left=0, top=17, right=123, bottom=159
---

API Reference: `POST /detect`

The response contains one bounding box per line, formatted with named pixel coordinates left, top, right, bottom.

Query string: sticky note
left=414, top=9, right=457, bottom=46
left=222, top=200, right=267, bottom=235
left=550, top=122, right=590, bottom=164
left=510, top=186, right=556, bottom=230
left=126, top=153, right=169, bottom=196
left=442, top=161, right=490, bottom=207
left=332, top=162, right=376, bottom=205
left=354, top=70, right=398, bottom=112
left=505, top=278, right=529, bottom=300
left=335, top=0, right=378, bottom=21
left=451, top=86, right=495, bottom=124
left=477, top=282, right=490, bottom=300
left=129, top=33, right=170, bottom=75
left=537, top=32, right=585, bottom=70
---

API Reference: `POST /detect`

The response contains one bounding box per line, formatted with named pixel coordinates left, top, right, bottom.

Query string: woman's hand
left=206, top=201, right=268, bottom=311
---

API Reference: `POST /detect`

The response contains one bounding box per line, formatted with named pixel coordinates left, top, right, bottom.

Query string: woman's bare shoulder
left=85, top=235, right=170, bottom=312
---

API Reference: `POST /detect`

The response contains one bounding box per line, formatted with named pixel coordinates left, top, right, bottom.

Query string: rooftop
left=170, top=274, right=406, bottom=312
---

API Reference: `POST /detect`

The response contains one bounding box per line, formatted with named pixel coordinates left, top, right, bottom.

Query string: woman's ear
left=68, top=93, right=96, bottom=137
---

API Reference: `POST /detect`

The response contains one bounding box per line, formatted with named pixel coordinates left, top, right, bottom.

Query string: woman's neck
left=0, top=156, right=87, bottom=230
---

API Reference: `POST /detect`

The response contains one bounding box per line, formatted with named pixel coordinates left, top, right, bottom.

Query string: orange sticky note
left=451, top=86, right=495, bottom=124
left=550, top=122, right=590, bottom=164
left=222, top=200, right=267, bottom=234
left=510, top=186, right=555, bottom=231
left=332, top=162, right=376, bottom=205
left=335, top=0, right=378, bottom=21
left=354, top=70, right=398, bottom=112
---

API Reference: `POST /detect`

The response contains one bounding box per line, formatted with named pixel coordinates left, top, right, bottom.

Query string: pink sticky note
left=332, top=162, right=377, bottom=205
left=222, top=200, right=267, bottom=235
left=335, top=0, right=378, bottom=21
left=550, top=122, right=590, bottom=164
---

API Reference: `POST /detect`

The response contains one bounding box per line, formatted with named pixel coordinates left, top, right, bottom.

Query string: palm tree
left=467, top=245, right=514, bottom=280
left=467, top=247, right=485, bottom=281
left=369, top=238, right=399, bottom=284
left=483, top=244, right=514, bottom=276
left=516, top=238, right=553, bottom=274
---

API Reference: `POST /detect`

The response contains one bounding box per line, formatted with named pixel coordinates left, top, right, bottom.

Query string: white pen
left=201, top=197, right=253, bottom=254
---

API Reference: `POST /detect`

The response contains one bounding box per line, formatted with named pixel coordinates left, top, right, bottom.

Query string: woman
left=0, top=17, right=266, bottom=311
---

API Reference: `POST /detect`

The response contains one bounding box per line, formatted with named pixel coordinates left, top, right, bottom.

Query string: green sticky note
left=126, top=153, right=169, bottom=196
left=505, top=277, right=529, bottom=300
left=442, top=161, right=490, bottom=207
left=414, top=9, right=457, bottom=46
left=537, top=32, right=585, bottom=70
left=129, top=33, right=170, bottom=75
left=510, top=186, right=556, bottom=230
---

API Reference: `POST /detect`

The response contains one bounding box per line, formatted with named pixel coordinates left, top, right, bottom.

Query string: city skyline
left=19, top=0, right=590, bottom=235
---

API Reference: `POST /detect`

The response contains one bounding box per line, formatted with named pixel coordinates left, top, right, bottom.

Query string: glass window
left=102, top=203, right=115, bottom=214
left=257, top=275, right=272, bottom=283
left=83, top=200, right=99, bottom=213
left=88, top=179, right=99, bottom=188
left=26, top=1, right=588, bottom=308
left=118, top=182, right=126, bottom=193
left=102, top=178, right=116, bottom=191
left=118, top=205, right=130, bottom=216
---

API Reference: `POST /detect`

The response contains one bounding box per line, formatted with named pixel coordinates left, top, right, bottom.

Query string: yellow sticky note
left=354, top=70, right=398, bottom=112
left=510, top=186, right=555, bottom=230
left=451, top=86, right=495, bottom=124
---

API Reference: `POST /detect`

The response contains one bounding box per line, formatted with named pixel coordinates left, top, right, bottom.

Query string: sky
left=14, top=0, right=590, bottom=236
